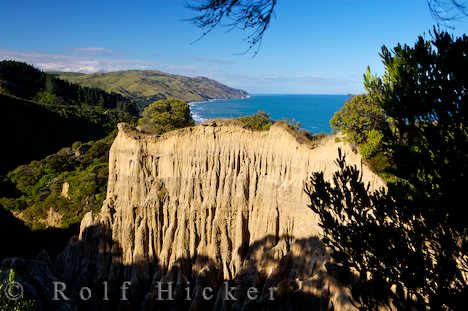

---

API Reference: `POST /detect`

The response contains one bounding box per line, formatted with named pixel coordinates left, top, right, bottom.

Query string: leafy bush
left=330, top=94, right=393, bottom=176
left=358, top=129, right=384, bottom=159
left=237, top=111, right=273, bottom=131
left=330, top=94, right=387, bottom=151
left=33, top=91, right=66, bottom=105
left=138, top=98, right=195, bottom=134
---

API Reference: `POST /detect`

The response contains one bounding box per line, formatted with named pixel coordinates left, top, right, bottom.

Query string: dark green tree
left=138, top=98, right=195, bottom=135
left=306, top=31, right=467, bottom=310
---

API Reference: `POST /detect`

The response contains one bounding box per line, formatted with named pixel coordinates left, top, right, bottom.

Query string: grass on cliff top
left=276, top=121, right=327, bottom=146
left=235, top=111, right=327, bottom=146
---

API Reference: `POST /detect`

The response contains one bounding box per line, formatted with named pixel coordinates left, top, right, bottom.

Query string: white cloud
left=0, top=48, right=363, bottom=93
left=72, top=47, right=114, bottom=54
left=0, top=49, right=207, bottom=75
left=0, top=49, right=154, bottom=73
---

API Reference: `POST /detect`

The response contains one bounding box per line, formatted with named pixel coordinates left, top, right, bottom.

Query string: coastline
left=189, top=95, right=251, bottom=123
left=187, top=94, right=346, bottom=133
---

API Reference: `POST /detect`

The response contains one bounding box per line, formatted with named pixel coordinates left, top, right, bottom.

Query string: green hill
left=57, top=70, right=249, bottom=105
left=0, top=61, right=141, bottom=230
left=0, top=61, right=138, bottom=174
left=0, top=61, right=136, bottom=111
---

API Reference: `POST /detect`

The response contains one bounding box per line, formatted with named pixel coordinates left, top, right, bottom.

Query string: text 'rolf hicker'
left=50, top=281, right=278, bottom=301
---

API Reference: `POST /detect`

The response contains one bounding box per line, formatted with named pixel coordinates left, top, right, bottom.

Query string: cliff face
left=56, top=122, right=384, bottom=310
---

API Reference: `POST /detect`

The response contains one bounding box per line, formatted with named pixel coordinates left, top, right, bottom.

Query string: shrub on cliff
left=330, top=94, right=387, bottom=155
left=237, top=111, right=273, bottom=131
left=330, top=94, right=394, bottom=177
left=138, top=98, right=195, bottom=135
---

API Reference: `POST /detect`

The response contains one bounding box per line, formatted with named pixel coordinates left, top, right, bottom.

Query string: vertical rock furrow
left=61, top=122, right=384, bottom=310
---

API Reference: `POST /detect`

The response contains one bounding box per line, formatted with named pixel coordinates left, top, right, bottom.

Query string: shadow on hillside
left=0, top=205, right=79, bottom=262
left=33, top=223, right=345, bottom=311
left=0, top=93, right=114, bottom=175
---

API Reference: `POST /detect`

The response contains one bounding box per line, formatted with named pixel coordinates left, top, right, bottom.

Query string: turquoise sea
left=189, top=94, right=349, bottom=134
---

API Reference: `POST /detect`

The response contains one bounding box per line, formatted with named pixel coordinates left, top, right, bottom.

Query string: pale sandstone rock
left=57, top=122, right=384, bottom=310
left=60, top=181, right=71, bottom=199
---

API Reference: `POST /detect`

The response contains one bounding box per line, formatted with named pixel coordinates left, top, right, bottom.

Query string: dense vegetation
left=0, top=93, right=122, bottom=175
left=1, top=98, right=198, bottom=229
left=307, top=31, right=467, bottom=309
left=0, top=61, right=136, bottom=112
left=1, top=132, right=115, bottom=229
left=0, top=61, right=139, bottom=229
left=138, top=98, right=195, bottom=134
left=0, top=61, right=138, bottom=174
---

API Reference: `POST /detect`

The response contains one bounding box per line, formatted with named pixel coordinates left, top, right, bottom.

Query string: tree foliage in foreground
left=330, top=92, right=395, bottom=182
left=307, top=31, right=467, bottom=310
left=138, top=98, right=195, bottom=135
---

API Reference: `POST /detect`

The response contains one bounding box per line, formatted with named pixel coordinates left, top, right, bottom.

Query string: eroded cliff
left=55, top=121, right=384, bottom=310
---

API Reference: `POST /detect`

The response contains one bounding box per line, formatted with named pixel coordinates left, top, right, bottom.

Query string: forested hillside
left=0, top=61, right=139, bottom=229
left=0, top=61, right=138, bottom=174
left=0, top=61, right=136, bottom=111
left=0, top=64, right=208, bottom=230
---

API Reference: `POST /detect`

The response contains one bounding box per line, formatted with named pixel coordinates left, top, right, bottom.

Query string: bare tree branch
left=186, top=0, right=277, bottom=56
left=428, top=0, right=468, bottom=24
left=186, top=0, right=467, bottom=55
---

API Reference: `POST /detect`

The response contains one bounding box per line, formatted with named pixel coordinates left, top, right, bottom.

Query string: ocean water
left=189, top=94, right=349, bottom=134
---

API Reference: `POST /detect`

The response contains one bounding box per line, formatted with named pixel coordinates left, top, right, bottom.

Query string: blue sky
left=1, top=0, right=467, bottom=94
